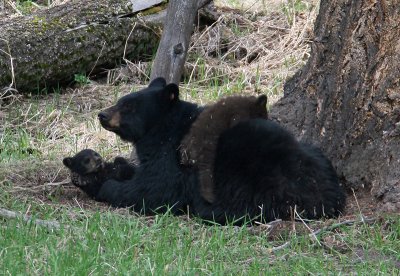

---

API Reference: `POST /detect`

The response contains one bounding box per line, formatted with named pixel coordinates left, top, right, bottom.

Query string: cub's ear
left=149, top=77, right=167, bottom=88
left=164, top=83, right=179, bottom=102
left=114, top=157, right=129, bottom=165
left=257, top=94, right=268, bottom=107
left=63, top=157, right=73, bottom=168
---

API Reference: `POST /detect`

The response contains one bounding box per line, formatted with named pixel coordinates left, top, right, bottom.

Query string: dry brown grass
left=187, top=4, right=316, bottom=103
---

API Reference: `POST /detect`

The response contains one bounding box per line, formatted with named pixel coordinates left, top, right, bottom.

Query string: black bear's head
left=98, top=77, right=179, bottom=143
left=63, top=149, right=104, bottom=175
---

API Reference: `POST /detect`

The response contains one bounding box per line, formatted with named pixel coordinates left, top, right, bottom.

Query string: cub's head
left=245, top=94, right=268, bottom=119
left=221, top=94, right=268, bottom=126
left=98, top=77, right=179, bottom=143
left=63, top=149, right=104, bottom=175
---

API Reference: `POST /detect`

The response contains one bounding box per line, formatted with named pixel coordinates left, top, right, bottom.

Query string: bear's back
left=207, top=119, right=345, bottom=223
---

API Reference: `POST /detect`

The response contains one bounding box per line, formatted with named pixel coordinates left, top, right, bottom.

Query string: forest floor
left=0, top=0, right=399, bottom=274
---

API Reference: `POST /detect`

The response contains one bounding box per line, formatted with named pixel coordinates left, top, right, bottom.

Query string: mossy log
left=0, top=0, right=166, bottom=93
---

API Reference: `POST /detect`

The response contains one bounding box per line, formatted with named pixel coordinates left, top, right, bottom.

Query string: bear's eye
left=84, top=158, right=91, bottom=164
left=122, top=102, right=135, bottom=112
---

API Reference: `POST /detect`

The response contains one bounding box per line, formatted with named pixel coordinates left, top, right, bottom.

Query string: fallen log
left=0, top=0, right=167, bottom=93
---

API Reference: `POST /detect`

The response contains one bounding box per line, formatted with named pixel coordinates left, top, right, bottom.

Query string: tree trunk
left=0, top=0, right=166, bottom=93
left=271, top=0, right=400, bottom=211
left=150, top=0, right=212, bottom=84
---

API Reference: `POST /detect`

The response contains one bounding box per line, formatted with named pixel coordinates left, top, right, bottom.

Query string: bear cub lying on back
left=180, top=95, right=268, bottom=203
left=63, top=149, right=135, bottom=198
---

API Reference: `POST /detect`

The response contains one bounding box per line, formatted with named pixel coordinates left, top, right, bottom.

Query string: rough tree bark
left=271, top=0, right=400, bottom=211
left=0, top=0, right=167, bottom=93
left=150, top=0, right=212, bottom=84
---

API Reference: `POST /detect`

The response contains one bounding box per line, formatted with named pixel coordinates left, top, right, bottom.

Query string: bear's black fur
left=180, top=95, right=268, bottom=203
left=72, top=78, right=346, bottom=224
left=210, top=119, right=344, bottom=222
left=63, top=149, right=135, bottom=197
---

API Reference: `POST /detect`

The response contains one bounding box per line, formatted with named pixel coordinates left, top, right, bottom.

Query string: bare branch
left=0, top=208, right=62, bottom=230
left=270, top=217, right=377, bottom=252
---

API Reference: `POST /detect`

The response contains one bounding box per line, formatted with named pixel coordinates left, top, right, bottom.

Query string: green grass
left=74, top=73, right=91, bottom=85
left=1, top=184, right=399, bottom=274
left=281, top=0, right=312, bottom=25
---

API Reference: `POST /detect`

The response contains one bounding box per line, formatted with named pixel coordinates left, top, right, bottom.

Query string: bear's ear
left=63, top=157, right=73, bottom=168
left=163, top=83, right=179, bottom=102
left=256, top=95, right=268, bottom=108
left=149, top=77, right=167, bottom=88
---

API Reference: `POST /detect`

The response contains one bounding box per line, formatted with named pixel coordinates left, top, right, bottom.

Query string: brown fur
left=108, top=111, right=121, bottom=129
left=180, top=95, right=268, bottom=203
left=63, top=149, right=135, bottom=189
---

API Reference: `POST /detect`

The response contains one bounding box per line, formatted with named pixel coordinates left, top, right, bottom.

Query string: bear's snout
left=98, top=111, right=109, bottom=123
left=98, top=108, right=121, bottom=131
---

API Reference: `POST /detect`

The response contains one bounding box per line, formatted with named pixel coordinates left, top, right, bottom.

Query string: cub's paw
left=113, top=157, right=129, bottom=165
left=70, top=172, right=96, bottom=187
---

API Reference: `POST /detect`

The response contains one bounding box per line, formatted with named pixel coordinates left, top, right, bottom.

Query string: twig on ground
left=270, top=217, right=377, bottom=252
left=44, top=179, right=71, bottom=187
left=270, top=241, right=290, bottom=252
left=294, top=207, right=321, bottom=246
left=0, top=208, right=61, bottom=230
left=249, top=218, right=283, bottom=237
left=312, top=217, right=376, bottom=236
left=255, top=218, right=282, bottom=227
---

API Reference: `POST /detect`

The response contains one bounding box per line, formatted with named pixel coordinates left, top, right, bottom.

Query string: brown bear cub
left=63, top=149, right=135, bottom=192
left=180, top=95, right=268, bottom=203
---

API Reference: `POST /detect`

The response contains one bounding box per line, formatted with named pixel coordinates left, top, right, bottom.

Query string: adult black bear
left=180, top=95, right=268, bottom=203
left=74, top=78, right=345, bottom=224
left=63, top=149, right=135, bottom=197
